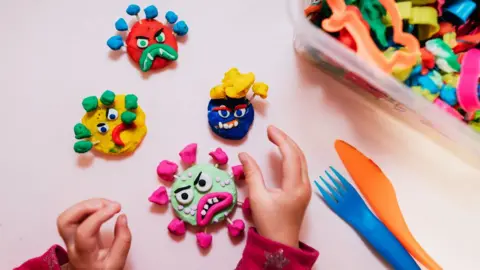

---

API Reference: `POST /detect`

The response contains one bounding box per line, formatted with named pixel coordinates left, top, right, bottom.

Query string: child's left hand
left=56, top=198, right=132, bottom=270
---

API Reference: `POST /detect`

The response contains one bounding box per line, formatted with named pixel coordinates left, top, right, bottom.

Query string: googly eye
left=137, top=38, right=149, bottom=49
left=156, top=31, right=166, bottom=43
left=217, top=109, right=230, bottom=119
left=97, top=123, right=109, bottom=134
left=106, top=108, right=119, bottom=121
left=195, top=172, right=213, bottom=193
left=234, top=108, right=247, bottom=118
left=175, top=188, right=194, bottom=205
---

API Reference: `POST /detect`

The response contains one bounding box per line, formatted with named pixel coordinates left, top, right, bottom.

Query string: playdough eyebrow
left=234, top=104, right=247, bottom=110
left=193, top=172, right=202, bottom=186
left=135, top=36, right=148, bottom=40
left=154, top=29, right=164, bottom=37
left=174, top=186, right=191, bottom=194
left=212, top=106, right=231, bottom=111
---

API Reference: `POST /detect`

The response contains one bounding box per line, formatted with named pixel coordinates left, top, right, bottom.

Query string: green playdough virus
left=170, top=164, right=237, bottom=226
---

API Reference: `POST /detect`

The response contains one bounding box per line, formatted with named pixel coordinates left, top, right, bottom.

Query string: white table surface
left=1, top=0, right=480, bottom=269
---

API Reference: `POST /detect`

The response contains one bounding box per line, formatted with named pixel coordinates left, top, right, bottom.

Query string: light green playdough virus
left=170, top=164, right=237, bottom=226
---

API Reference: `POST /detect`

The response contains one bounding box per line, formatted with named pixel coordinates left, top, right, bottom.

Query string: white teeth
left=184, top=208, right=191, bottom=214
left=215, top=177, right=221, bottom=182
left=219, top=122, right=223, bottom=128
left=204, top=205, right=209, bottom=210
left=147, top=54, right=154, bottom=61
left=208, top=199, right=213, bottom=204
left=201, top=210, right=207, bottom=216
left=190, top=211, right=195, bottom=216
left=234, top=121, right=238, bottom=127
left=192, top=205, right=197, bottom=210
left=177, top=205, right=184, bottom=211
left=220, top=182, right=225, bottom=187
left=225, top=179, right=231, bottom=185
left=213, top=197, right=219, bottom=203
left=229, top=123, right=234, bottom=128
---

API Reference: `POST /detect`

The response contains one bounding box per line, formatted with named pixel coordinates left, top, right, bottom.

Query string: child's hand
left=57, top=198, right=132, bottom=270
left=239, top=126, right=311, bottom=248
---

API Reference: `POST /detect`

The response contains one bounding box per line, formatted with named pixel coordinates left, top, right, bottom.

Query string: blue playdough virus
left=207, top=98, right=254, bottom=140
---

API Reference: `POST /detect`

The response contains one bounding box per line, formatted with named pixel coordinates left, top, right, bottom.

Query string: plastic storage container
left=289, top=0, right=480, bottom=164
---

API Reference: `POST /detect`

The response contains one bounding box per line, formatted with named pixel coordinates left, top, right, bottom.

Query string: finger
left=107, top=214, right=132, bottom=269
left=75, top=203, right=121, bottom=252
left=238, top=152, right=268, bottom=197
left=267, top=126, right=304, bottom=190
left=57, top=198, right=112, bottom=245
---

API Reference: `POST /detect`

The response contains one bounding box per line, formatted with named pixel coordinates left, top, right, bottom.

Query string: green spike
left=125, top=94, right=138, bottom=110
left=82, top=96, right=98, bottom=112
left=100, top=90, right=116, bottom=106
left=121, top=111, right=137, bottom=124
left=74, top=123, right=92, bottom=139
left=74, top=141, right=93, bottom=153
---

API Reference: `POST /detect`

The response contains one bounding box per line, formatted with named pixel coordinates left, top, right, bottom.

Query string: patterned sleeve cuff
left=236, top=228, right=319, bottom=270
left=14, top=245, right=69, bottom=270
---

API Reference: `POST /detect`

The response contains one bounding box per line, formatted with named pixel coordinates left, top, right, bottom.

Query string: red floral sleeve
left=236, top=228, right=319, bottom=270
left=14, top=245, right=68, bottom=270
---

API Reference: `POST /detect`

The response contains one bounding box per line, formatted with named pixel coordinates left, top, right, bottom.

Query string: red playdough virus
left=107, top=4, right=189, bottom=73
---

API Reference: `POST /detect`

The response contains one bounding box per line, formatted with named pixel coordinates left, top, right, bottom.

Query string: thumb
left=107, top=214, right=132, bottom=268
left=239, top=152, right=267, bottom=196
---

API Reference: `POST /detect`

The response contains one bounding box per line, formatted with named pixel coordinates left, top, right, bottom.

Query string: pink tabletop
left=1, top=0, right=480, bottom=269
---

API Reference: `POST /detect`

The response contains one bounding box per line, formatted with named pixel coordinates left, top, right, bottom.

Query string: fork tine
left=330, top=166, right=354, bottom=191
left=325, top=170, right=345, bottom=194
left=313, top=180, right=337, bottom=206
left=320, top=176, right=342, bottom=202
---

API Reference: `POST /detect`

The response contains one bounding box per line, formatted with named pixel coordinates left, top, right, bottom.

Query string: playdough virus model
left=208, top=68, right=269, bottom=140
left=149, top=144, right=251, bottom=249
left=73, top=90, right=147, bottom=155
left=107, top=4, right=189, bottom=72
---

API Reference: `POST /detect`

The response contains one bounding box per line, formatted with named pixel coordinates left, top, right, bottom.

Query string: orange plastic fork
left=335, top=140, right=442, bottom=270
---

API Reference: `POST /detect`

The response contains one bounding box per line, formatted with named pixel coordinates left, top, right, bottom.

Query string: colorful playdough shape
left=322, top=0, right=420, bottom=72
left=73, top=90, right=147, bottom=155
left=207, top=68, right=269, bottom=140
left=209, top=148, right=229, bottom=165
left=106, top=4, right=189, bottom=73
left=149, top=144, right=249, bottom=249
left=179, top=143, right=197, bottom=165
left=157, top=160, right=179, bottom=181
left=457, top=49, right=480, bottom=113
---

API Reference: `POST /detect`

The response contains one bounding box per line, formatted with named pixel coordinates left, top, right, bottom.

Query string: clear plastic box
left=289, top=0, right=480, bottom=164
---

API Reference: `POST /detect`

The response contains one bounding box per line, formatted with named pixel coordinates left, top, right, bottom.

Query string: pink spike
left=242, top=197, right=251, bottom=217
left=227, top=219, right=245, bottom=237
left=179, top=143, right=197, bottom=165
left=196, top=232, right=212, bottom=249
left=149, top=186, right=169, bottom=205
left=232, top=165, right=245, bottom=181
left=168, top=218, right=187, bottom=236
left=156, top=160, right=178, bottom=181
left=209, top=148, right=229, bottom=165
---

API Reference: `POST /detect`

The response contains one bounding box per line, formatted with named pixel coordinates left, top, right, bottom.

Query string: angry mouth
left=217, top=119, right=239, bottom=130
left=196, top=192, right=233, bottom=226
left=112, top=123, right=137, bottom=147
left=139, top=43, right=178, bottom=72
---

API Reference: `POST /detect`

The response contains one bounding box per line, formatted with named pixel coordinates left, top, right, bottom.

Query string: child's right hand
left=57, top=198, right=132, bottom=270
left=239, top=126, right=312, bottom=248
